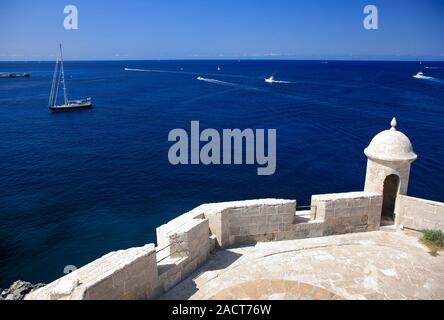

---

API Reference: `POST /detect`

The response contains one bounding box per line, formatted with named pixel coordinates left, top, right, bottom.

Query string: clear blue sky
left=0, top=0, right=443, bottom=61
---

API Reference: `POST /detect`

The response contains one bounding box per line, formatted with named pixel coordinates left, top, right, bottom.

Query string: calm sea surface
left=0, top=60, right=443, bottom=287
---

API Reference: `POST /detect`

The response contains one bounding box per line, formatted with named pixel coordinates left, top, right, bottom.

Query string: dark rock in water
left=0, top=281, right=46, bottom=300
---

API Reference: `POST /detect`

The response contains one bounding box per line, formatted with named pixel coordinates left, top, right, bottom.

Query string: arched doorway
left=381, top=174, right=400, bottom=226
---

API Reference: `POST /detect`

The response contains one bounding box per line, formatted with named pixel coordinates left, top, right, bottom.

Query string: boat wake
left=265, top=76, right=292, bottom=84
left=124, top=67, right=256, bottom=80
left=124, top=68, right=185, bottom=75
left=425, top=77, right=444, bottom=85
left=196, top=76, right=236, bottom=86
left=196, top=76, right=264, bottom=92
left=269, top=79, right=292, bottom=84
left=125, top=67, right=292, bottom=90
left=413, top=73, right=444, bottom=85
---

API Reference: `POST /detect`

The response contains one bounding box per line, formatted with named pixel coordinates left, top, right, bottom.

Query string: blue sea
left=0, top=60, right=443, bottom=288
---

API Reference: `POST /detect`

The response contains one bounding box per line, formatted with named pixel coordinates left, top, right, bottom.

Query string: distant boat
left=265, top=76, right=275, bottom=83
left=265, top=75, right=291, bottom=84
left=197, top=76, right=205, bottom=81
left=0, top=73, right=31, bottom=78
left=217, top=66, right=221, bottom=71
left=48, top=44, right=92, bottom=111
left=413, top=71, right=432, bottom=80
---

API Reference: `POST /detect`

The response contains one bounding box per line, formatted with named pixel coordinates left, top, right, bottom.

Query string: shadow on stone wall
left=158, top=250, right=242, bottom=300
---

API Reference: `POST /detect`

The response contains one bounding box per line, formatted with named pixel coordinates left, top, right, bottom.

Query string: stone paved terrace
left=160, top=229, right=444, bottom=300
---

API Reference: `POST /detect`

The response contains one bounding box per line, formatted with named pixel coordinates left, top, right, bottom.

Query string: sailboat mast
left=49, top=56, right=59, bottom=107
left=59, top=43, right=68, bottom=106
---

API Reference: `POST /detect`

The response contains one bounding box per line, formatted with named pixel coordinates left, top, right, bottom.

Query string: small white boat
left=413, top=72, right=432, bottom=80
left=217, top=66, right=221, bottom=71
left=265, top=75, right=291, bottom=84
left=265, top=76, right=275, bottom=83
left=197, top=76, right=205, bottom=81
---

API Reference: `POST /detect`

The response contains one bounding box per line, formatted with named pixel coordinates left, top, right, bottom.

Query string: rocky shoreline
left=1, top=281, right=46, bottom=300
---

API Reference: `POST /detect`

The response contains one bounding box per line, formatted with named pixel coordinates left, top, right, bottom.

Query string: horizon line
left=1, top=58, right=444, bottom=63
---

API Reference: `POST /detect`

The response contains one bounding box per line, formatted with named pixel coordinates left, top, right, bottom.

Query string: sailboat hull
left=49, top=101, right=93, bottom=111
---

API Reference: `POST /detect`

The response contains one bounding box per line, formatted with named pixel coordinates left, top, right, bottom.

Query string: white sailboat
left=48, top=44, right=92, bottom=111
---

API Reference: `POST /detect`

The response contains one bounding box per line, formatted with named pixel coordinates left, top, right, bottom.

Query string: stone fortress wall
left=25, top=119, right=444, bottom=300
left=25, top=194, right=384, bottom=300
left=397, top=195, right=444, bottom=231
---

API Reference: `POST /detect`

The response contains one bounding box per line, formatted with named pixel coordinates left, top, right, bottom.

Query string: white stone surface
left=160, top=230, right=444, bottom=300
left=26, top=244, right=159, bottom=300
left=311, top=191, right=380, bottom=201
left=51, top=278, right=79, bottom=299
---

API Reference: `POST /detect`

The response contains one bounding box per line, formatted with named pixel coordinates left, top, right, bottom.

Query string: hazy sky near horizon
left=0, top=0, right=443, bottom=61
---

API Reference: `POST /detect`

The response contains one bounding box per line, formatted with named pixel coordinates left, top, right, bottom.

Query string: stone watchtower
left=364, top=118, right=417, bottom=223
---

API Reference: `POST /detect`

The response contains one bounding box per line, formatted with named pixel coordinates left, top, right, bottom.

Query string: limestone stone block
left=244, top=206, right=261, bottom=216
left=229, top=225, right=241, bottom=235
left=260, top=205, right=278, bottom=215
left=50, top=278, right=79, bottom=300
left=267, top=214, right=282, bottom=225
left=279, top=223, right=291, bottom=232
left=396, top=195, right=444, bottom=231
left=253, top=215, right=267, bottom=225
left=334, top=207, right=352, bottom=218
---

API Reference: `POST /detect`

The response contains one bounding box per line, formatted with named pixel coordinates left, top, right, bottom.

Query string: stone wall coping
left=156, top=206, right=206, bottom=236
left=399, top=195, right=444, bottom=207
left=158, top=199, right=295, bottom=234
left=202, top=199, right=295, bottom=214
left=26, top=244, right=156, bottom=300
left=312, top=191, right=381, bottom=201
left=174, top=215, right=208, bottom=234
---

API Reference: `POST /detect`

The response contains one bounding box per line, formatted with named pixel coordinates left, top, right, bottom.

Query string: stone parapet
left=397, top=195, right=444, bottom=231
left=25, top=244, right=159, bottom=300
left=203, top=199, right=296, bottom=247
left=26, top=195, right=386, bottom=300
left=311, top=192, right=383, bottom=235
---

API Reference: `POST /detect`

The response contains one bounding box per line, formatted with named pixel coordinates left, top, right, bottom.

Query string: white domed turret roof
left=364, top=118, right=417, bottom=162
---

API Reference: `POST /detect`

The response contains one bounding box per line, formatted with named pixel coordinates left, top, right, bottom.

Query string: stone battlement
left=26, top=192, right=386, bottom=300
